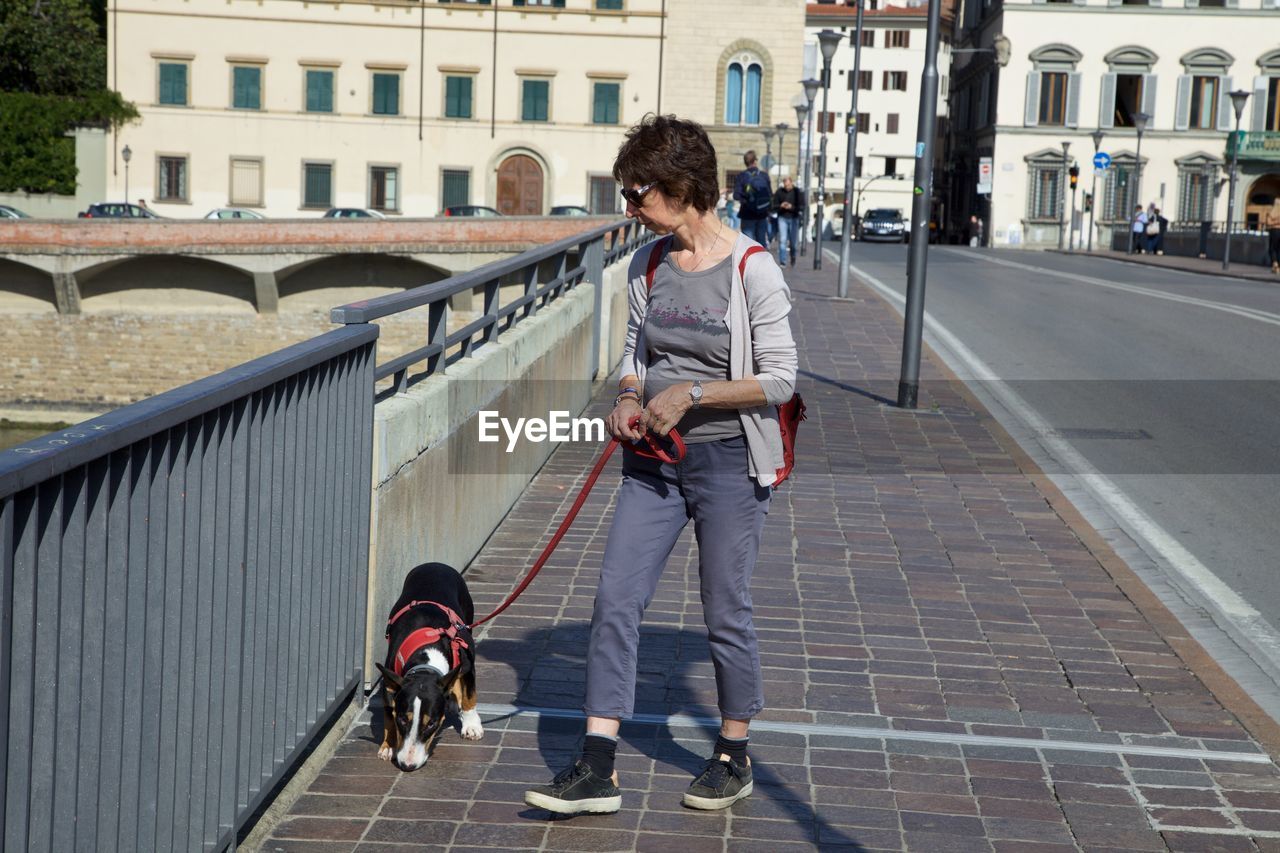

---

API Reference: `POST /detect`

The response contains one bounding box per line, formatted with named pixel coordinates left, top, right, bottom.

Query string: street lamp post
left=763, top=128, right=775, bottom=175
left=853, top=173, right=902, bottom=221
left=794, top=101, right=810, bottom=255
left=1087, top=130, right=1103, bottom=253
left=800, top=79, right=821, bottom=258
left=813, top=29, right=843, bottom=270
left=122, top=144, right=132, bottom=204
left=1126, top=111, right=1150, bottom=255
left=774, top=122, right=789, bottom=179
left=1223, top=89, right=1251, bottom=271
left=1058, top=141, right=1071, bottom=251
left=837, top=0, right=867, bottom=298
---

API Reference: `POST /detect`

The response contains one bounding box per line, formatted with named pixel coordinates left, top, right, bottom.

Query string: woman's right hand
left=607, top=397, right=645, bottom=441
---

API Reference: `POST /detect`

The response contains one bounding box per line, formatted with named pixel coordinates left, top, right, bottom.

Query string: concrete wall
left=360, top=249, right=635, bottom=674
left=0, top=127, right=107, bottom=220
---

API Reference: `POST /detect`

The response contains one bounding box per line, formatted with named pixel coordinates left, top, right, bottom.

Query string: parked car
left=550, top=205, right=592, bottom=216
left=859, top=208, right=907, bottom=243
left=441, top=205, right=502, bottom=217
left=322, top=207, right=386, bottom=219
left=0, top=204, right=32, bottom=219
left=205, top=207, right=265, bottom=220
left=78, top=202, right=157, bottom=219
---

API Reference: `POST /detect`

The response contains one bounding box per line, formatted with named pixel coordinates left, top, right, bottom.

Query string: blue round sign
left=1093, top=152, right=1112, bottom=170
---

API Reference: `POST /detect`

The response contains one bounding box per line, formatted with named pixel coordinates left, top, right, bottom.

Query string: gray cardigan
left=621, top=234, right=799, bottom=486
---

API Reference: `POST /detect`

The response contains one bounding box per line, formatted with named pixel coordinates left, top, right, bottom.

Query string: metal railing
left=0, top=325, right=377, bottom=852
left=331, top=218, right=651, bottom=392
left=1226, top=131, right=1280, bottom=162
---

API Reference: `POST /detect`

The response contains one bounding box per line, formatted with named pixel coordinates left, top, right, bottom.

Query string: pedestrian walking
left=1153, top=207, right=1168, bottom=256
left=1265, top=198, right=1280, bottom=275
left=1131, top=205, right=1148, bottom=253
left=772, top=175, right=801, bottom=268
left=733, top=150, right=772, bottom=247
left=524, top=114, right=797, bottom=817
left=1144, top=203, right=1161, bottom=254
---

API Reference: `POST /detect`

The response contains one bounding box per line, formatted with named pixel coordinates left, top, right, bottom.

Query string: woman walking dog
left=524, top=114, right=797, bottom=815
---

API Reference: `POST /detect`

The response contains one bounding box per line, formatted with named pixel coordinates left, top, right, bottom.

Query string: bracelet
left=615, top=391, right=641, bottom=408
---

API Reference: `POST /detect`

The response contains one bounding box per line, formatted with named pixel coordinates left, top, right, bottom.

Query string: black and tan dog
left=376, top=562, right=483, bottom=770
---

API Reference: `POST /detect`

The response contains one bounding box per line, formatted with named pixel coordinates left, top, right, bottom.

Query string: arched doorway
left=496, top=154, right=544, bottom=216
left=1245, top=174, right=1280, bottom=229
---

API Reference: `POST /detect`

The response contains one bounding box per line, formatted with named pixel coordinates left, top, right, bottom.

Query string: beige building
left=104, top=0, right=805, bottom=219
left=948, top=0, right=1280, bottom=248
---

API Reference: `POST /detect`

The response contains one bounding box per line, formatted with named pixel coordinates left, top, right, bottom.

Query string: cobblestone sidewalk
left=262, top=259, right=1280, bottom=852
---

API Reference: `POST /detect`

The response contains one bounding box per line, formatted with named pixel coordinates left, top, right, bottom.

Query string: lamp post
left=1198, top=160, right=1216, bottom=259
left=1126, top=111, right=1150, bottom=255
left=813, top=28, right=843, bottom=270
left=794, top=101, right=810, bottom=255
left=1087, top=130, right=1103, bottom=252
left=1223, top=89, right=1251, bottom=271
left=774, top=122, right=789, bottom=179
left=837, top=0, right=867, bottom=298
left=854, top=173, right=903, bottom=222
left=800, top=78, right=821, bottom=258
left=122, top=144, right=132, bottom=204
left=762, top=128, right=775, bottom=174
left=1058, top=141, right=1071, bottom=251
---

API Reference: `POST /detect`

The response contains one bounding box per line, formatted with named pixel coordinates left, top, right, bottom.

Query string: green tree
left=0, top=0, right=106, bottom=95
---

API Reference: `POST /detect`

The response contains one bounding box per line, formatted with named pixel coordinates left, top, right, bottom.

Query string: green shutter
left=593, top=82, right=619, bottom=124
left=373, top=73, right=399, bottom=115
left=445, top=76, right=472, bottom=118
left=304, top=164, right=331, bottom=207
left=522, top=80, right=549, bottom=121
left=596, top=0, right=623, bottom=8
left=306, top=70, right=333, bottom=112
left=233, top=67, right=261, bottom=110
left=159, top=63, right=187, bottom=106
left=442, top=170, right=470, bottom=209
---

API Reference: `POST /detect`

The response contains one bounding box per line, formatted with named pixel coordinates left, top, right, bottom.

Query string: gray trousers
left=584, top=435, right=771, bottom=720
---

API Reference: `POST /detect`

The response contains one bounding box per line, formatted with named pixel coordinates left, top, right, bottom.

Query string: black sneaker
left=683, top=757, right=753, bottom=809
left=524, top=759, right=622, bottom=815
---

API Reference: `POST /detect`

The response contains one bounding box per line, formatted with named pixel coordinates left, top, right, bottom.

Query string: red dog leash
left=469, top=415, right=684, bottom=628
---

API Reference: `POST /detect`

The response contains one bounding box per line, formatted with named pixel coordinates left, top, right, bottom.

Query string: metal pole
left=1069, top=176, right=1078, bottom=251
left=1224, top=124, right=1241, bottom=271
left=897, top=0, right=942, bottom=410
left=1127, top=129, right=1144, bottom=255
left=1087, top=165, right=1098, bottom=252
left=814, top=71, right=832, bottom=270
left=837, top=0, right=867, bottom=298
left=1058, top=144, right=1069, bottom=251
left=802, top=103, right=816, bottom=257
left=796, top=112, right=807, bottom=256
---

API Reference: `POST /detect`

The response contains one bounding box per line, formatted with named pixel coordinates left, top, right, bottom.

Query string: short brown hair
left=612, top=114, right=719, bottom=214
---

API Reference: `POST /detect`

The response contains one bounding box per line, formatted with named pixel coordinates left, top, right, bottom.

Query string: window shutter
left=1141, top=74, right=1158, bottom=122
left=1251, top=75, right=1269, bottom=131
left=1066, top=72, right=1081, bottom=128
left=234, top=69, right=246, bottom=107
left=160, top=66, right=173, bottom=103
left=1217, top=75, right=1233, bottom=130
left=1098, top=73, right=1116, bottom=129
left=1025, top=72, right=1041, bottom=127
left=230, top=159, right=261, bottom=206
left=460, top=77, right=472, bottom=117
left=1174, top=74, right=1192, bottom=131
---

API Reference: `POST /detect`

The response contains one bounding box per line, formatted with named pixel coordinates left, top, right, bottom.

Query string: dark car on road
left=441, top=205, right=502, bottom=217
left=322, top=207, right=385, bottom=219
left=858, top=208, right=906, bottom=243
left=78, top=202, right=157, bottom=219
left=550, top=205, right=592, bottom=216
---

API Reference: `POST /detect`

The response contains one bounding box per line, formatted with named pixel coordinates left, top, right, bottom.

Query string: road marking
left=475, top=702, right=1271, bottom=763
left=935, top=248, right=1280, bottom=327
left=826, top=248, right=1280, bottom=695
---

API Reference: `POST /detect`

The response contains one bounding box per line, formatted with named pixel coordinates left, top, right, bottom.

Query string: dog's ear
left=375, top=662, right=403, bottom=692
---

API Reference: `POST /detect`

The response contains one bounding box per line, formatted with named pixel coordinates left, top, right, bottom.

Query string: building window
left=883, top=71, right=907, bottom=91
left=857, top=111, right=870, bottom=131
left=158, top=62, right=189, bottom=106
left=883, top=156, right=897, bottom=176
left=847, top=70, right=871, bottom=91
left=369, top=166, right=399, bottom=212
left=592, top=81, right=620, bottom=124
left=1027, top=162, right=1063, bottom=220
left=596, top=0, right=623, bottom=8
left=1111, top=74, right=1145, bottom=127
left=816, top=111, right=837, bottom=132
left=590, top=175, right=620, bottom=214
left=303, top=162, right=333, bottom=208
left=232, top=66, right=262, bottom=110
left=514, top=0, right=565, bottom=6
left=306, top=69, right=334, bottom=113
left=1267, top=77, right=1280, bottom=132
left=886, top=113, right=900, bottom=134
left=229, top=157, right=263, bottom=206
left=724, top=53, right=763, bottom=125
left=1103, top=159, right=1138, bottom=222
left=441, top=168, right=470, bottom=210
left=1177, top=166, right=1214, bottom=222
left=1039, top=71, right=1068, bottom=125
left=157, top=156, right=188, bottom=201
left=886, top=30, right=910, bottom=48
left=1189, top=75, right=1219, bottom=129
left=521, top=78, right=550, bottom=121
left=859, top=29, right=875, bottom=48
left=853, top=156, right=863, bottom=177
left=372, top=72, right=400, bottom=116
left=445, top=75, right=474, bottom=119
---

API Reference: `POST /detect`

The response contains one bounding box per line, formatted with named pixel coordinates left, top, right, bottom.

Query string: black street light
left=837, top=0, right=867, bottom=299
left=794, top=98, right=811, bottom=256
left=813, top=28, right=843, bottom=270
left=774, top=122, right=789, bottom=181
left=1223, top=89, right=1251, bottom=271
left=1126, top=111, right=1150, bottom=255
left=1087, top=129, right=1104, bottom=252
left=763, top=127, right=775, bottom=174
left=1059, top=141, right=1071, bottom=251
left=122, top=144, right=132, bottom=204
left=800, top=78, right=821, bottom=258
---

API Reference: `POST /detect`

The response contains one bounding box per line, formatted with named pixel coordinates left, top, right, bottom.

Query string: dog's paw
left=460, top=709, right=484, bottom=740
left=378, top=743, right=394, bottom=761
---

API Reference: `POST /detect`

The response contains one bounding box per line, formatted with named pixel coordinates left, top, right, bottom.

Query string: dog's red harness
left=385, top=600, right=471, bottom=678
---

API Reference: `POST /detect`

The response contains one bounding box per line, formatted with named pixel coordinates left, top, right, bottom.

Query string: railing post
left=586, top=236, right=606, bottom=381
left=426, top=299, right=448, bottom=377
left=482, top=277, right=500, bottom=344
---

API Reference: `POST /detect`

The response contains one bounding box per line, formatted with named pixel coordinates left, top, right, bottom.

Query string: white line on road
left=936, top=247, right=1280, bottom=327
left=826, top=248, right=1280, bottom=710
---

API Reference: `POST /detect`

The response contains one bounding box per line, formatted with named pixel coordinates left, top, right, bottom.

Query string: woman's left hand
left=641, top=383, right=694, bottom=436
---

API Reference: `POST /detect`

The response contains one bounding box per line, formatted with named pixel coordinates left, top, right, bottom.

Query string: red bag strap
left=644, top=235, right=673, bottom=290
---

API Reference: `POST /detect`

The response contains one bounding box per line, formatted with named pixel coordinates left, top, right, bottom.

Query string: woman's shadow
left=478, top=621, right=869, bottom=851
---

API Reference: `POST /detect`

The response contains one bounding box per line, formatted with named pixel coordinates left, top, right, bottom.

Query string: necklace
left=678, top=221, right=724, bottom=272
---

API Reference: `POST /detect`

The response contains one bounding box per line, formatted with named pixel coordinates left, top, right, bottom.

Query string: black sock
left=581, top=733, right=617, bottom=779
left=714, top=734, right=749, bottom=766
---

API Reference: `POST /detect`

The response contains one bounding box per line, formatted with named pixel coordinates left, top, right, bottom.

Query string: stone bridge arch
left=0, top=259, right=58, bottom=313
left=77, top=255, right=257, bottom=314
left=275, top=253, right=451, bottom=313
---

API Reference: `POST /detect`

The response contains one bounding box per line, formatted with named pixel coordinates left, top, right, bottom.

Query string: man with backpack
left=734, top=151, right=773, bottom=247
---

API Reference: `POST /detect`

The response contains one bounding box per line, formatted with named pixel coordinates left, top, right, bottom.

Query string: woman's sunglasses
left=619, top=182, right=656, bottom=206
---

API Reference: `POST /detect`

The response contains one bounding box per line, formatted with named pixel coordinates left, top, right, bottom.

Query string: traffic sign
left=977, top=156, right=993, bottom=194
left=1093, top=152, right=1112, bottom=170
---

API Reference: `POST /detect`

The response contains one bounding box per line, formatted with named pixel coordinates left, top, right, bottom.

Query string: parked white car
left=205, top=208, right=266, bottom=220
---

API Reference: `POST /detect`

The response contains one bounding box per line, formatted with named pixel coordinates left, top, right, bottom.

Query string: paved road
left=837, top=242, right=1280, bottom=690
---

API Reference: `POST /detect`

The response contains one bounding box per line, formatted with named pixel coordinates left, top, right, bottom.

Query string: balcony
left=1226, top=131, right=1280, bottom=162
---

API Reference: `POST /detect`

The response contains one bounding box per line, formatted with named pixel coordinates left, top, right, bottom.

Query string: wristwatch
left=689, top=380, right=703, bottom=409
